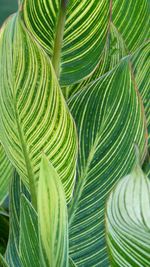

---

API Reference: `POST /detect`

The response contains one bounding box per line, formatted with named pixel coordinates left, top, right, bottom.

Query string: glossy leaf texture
left=22, top=0, right=110, bottom=85
left=38, top=156, right=68, bottom=267
left=106, top=161, right=150, bottom=266
left=5, top=172, right=30, bottom=267
left=68, top=59, right=146, bottom=266
left=19, top=196, right=39, bottom=267
left=0, top=144, right=14, bottom=205
left=0, top=14, right=77, bottom=203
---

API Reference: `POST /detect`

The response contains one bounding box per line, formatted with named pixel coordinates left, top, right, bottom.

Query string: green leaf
left=68, top=59, right=146, bottom=266
left=5, top=172, right=30, bottom=267
left=0, top=143, right=14, bottom=205
left=112, top=0, right=150, bottom=52
left=0, top=14, right=77, bottom=204
left=106, top=159, right=150, bottom=266
left=38, top=155, right=68, bottom=267
left=19, top=195, right=39, bottom=267
left=22, top=0, right=110, bottom=85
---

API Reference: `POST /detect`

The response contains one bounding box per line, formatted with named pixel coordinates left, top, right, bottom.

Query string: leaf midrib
left=68, top=136, right=100, bottom=227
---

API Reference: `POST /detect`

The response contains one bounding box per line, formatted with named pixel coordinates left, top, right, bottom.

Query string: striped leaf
left=38, top=155, right=68, bottom=267
left=22, top=0, right=110, bottom=85
left=112, top=0, right=150, bottom=52
left=19, top=195, right=39, bottom=267
left=68, top=59, right=146, bottom=266
left=5, top=172, right=30, bottom=267
left=0, top=144, right=14, bottom=205
left=0, top=14, right=77, bottom=204
left=106, top=156, right=150, bottom=266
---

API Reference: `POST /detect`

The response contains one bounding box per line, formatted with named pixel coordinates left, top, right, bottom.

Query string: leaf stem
left=52, top=1, right=68, bottom=77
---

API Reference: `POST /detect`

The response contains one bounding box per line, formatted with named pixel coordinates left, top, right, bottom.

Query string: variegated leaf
left=106, top=158, right=150, bottom=266
left=68, top=59, right=146, bottom=266
left=38, top=155, right=68, bottom=267
left=0, top=14, right=77, bottom=205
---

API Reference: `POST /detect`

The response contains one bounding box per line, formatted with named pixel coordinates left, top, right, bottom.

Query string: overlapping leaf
left=66, top=22, right=127, bottom=98
left=22, top=0, right=110, bottom=85
left=0, top=14, right=77, bottom=203
left=68, top=59, right=146, bottom=266
left=0, top=144, right=14, bottom=205
left=38, top=156, right=68, bottom=267
left=106, top=160, right=150, bottom=266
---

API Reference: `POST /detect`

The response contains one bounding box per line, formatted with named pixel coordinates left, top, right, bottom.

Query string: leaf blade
left=0, top=14, right=77, bottom=203
left=68, top=59, right=146, bottom=265
left=105, top=162, right=150, bottom=266
left=38, top=155, right=68, bottom=267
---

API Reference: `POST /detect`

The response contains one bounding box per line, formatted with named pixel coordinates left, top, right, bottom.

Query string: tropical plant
left=0, top=0, right=149, bottom=266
